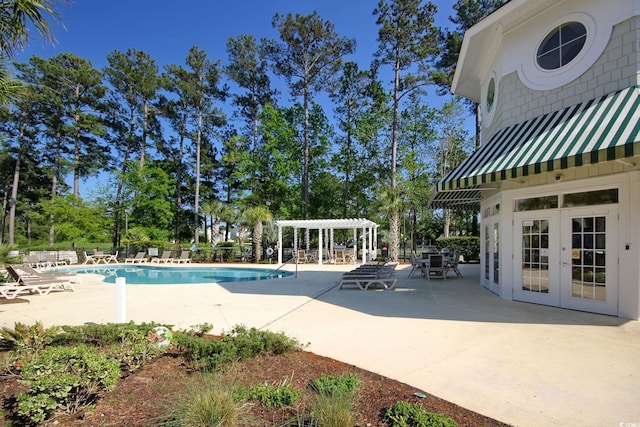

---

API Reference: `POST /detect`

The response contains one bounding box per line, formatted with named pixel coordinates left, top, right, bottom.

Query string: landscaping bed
left=0, top=323, right=510, bottom=426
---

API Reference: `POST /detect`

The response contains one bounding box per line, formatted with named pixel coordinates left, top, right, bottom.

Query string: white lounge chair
left=0, top=282, right=70, bottom=299
left=6, top=265, right=76, bottom=292
left=151, top=250, right=173, bottom=264
left=124, top=252, right=148, bottom=263
left=173, top=251, right=191, bottom=263
left=45, top=254, right=67, bottom=267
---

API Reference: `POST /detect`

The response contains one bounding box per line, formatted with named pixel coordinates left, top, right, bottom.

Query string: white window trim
left=482, top=72, right=498, bottom=128
left=518, top=12, right=611, bottom=91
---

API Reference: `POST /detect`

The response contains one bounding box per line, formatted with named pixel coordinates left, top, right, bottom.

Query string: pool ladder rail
left=265, top=257, right=296, bottom=279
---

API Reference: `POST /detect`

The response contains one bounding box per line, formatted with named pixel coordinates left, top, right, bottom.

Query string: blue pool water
left=54, top=265, right=292, bottom=285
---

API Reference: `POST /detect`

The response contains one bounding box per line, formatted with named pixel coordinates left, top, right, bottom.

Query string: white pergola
left=275, top=218, right=378, bottom=265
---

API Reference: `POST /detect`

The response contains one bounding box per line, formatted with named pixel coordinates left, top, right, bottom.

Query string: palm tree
left=201, top=199, right=226, bottom=245
left=242, top=206, right=273, bottom=263
left=0, top=0, right=62, bottom=103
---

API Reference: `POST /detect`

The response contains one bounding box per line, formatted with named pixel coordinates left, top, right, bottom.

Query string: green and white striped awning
left=437, top=86, right=640, bottom=194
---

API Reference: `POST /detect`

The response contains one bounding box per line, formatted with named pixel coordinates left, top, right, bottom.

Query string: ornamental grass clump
left=160, top=372, right=242, bottom=427
left=307, top=373, right=360, bottom=427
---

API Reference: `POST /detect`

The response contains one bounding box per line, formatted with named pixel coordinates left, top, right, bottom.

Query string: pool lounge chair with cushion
left=339, top=262, right=398, bottom=290
left=24, top=254, right=48, bottom=269
left=173, top=251, right=191, bottom=263
left=11, top=263, right=78, bottom=282
left=6, top=265, right=76, bottom=292
left=151, top=250, right=173, bottom=264
left=45, top=254, right=68, bottom=267
left=124, top=252, right=148, bottom=264
left=0, top=281, right=71, bottom=299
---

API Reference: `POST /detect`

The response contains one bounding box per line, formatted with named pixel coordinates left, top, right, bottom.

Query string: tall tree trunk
left=175, top=110, right=187, bottom=243
left=253, top=220, right=262, bottom=263
left=389, top=59, right=401, bottom=263
left=48, top=130, right=61, bottom=247
left=8, top=150, right=19, bottom=246
left=194, top=108, right=202, bottom=245
left=303, top=83, right=310, bottom=221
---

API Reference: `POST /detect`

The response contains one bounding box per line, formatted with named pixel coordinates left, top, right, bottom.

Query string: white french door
left=560, top=208, right=619, bottom=316
left=514, top=207, right=619, bottom=316
left=514, top=212, right=560, bottom=306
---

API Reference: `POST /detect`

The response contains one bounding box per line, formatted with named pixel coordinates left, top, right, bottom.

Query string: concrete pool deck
left=1, top=262, right=639, bottom=426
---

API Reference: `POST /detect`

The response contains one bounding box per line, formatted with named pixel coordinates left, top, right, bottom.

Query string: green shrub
left=0, top=321, right=63, bottom=354
left=243, top=380, right=301, bottom=408
left=55, top=322, right=167, bottom=347
left=309, top=372, right=360, bottom=397
left=15, top=345, right=120, bottom=424
left=435, top=236, right=480, bottom=262
left=106, top=328, right=162, bottom=373
left=173, top=324, right=301, bottom=371
left=384, top=401, right=458, bottom=427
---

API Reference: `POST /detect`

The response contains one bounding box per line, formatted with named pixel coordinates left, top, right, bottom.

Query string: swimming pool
left=54, top=265, right=293, bottom=285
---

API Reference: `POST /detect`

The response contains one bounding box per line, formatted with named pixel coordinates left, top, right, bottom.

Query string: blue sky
left=16, top=0, right=465, bottom=196
left=20, top=0, right=459, bottom=71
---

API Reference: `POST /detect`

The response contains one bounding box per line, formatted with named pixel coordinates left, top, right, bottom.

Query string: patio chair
left=151, top=250, right=173, bottom=264
left=295, top=250, right=307, bottom=264
left=334, top=249, right=346, bottom=265
left=445, top=252, right=463, bottom=278
left=426, top=254, right=447, bottom=280
left=124, top=252, right=148, bottom=264
left=306, top=250, right=318, bottom=263
left=408, top=252, right=421, bottom=278
left=83, top=251, right=97, bottom=264
left=344, top=248, right=356, bottom=264
left=104, top=251, right=119, bottom=264
left=173, top=251, right=191, bottom=263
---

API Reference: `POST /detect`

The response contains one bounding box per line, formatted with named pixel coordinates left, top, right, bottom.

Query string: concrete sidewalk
left=1, top=262, right=639, bottom=426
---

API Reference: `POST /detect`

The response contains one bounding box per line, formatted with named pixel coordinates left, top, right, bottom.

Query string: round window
left=536, top=22, right=587, bottom=70
left=486, top=77, right=496, bottom=113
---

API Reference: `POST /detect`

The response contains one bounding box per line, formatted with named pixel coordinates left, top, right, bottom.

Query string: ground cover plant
left=0, top=320, right=511, bottom=426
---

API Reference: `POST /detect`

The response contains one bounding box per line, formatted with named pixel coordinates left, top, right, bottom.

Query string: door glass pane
left=571, top=216, right=606, bottom=301
left=522, top=219, right=549, bottom=293
left=485, top=225, right=490, bottom=280
left=493, top=223, right=499, bottom=285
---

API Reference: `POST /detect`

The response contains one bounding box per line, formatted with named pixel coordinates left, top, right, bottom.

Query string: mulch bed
left=1, top=349, right=511, bottom=426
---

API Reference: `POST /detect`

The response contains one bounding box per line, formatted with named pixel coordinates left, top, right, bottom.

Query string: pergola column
left=277, top=225, right=283, bottom=264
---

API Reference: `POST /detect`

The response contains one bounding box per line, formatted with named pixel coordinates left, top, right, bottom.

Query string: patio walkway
left=1, top=262, right=639, bottom=426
